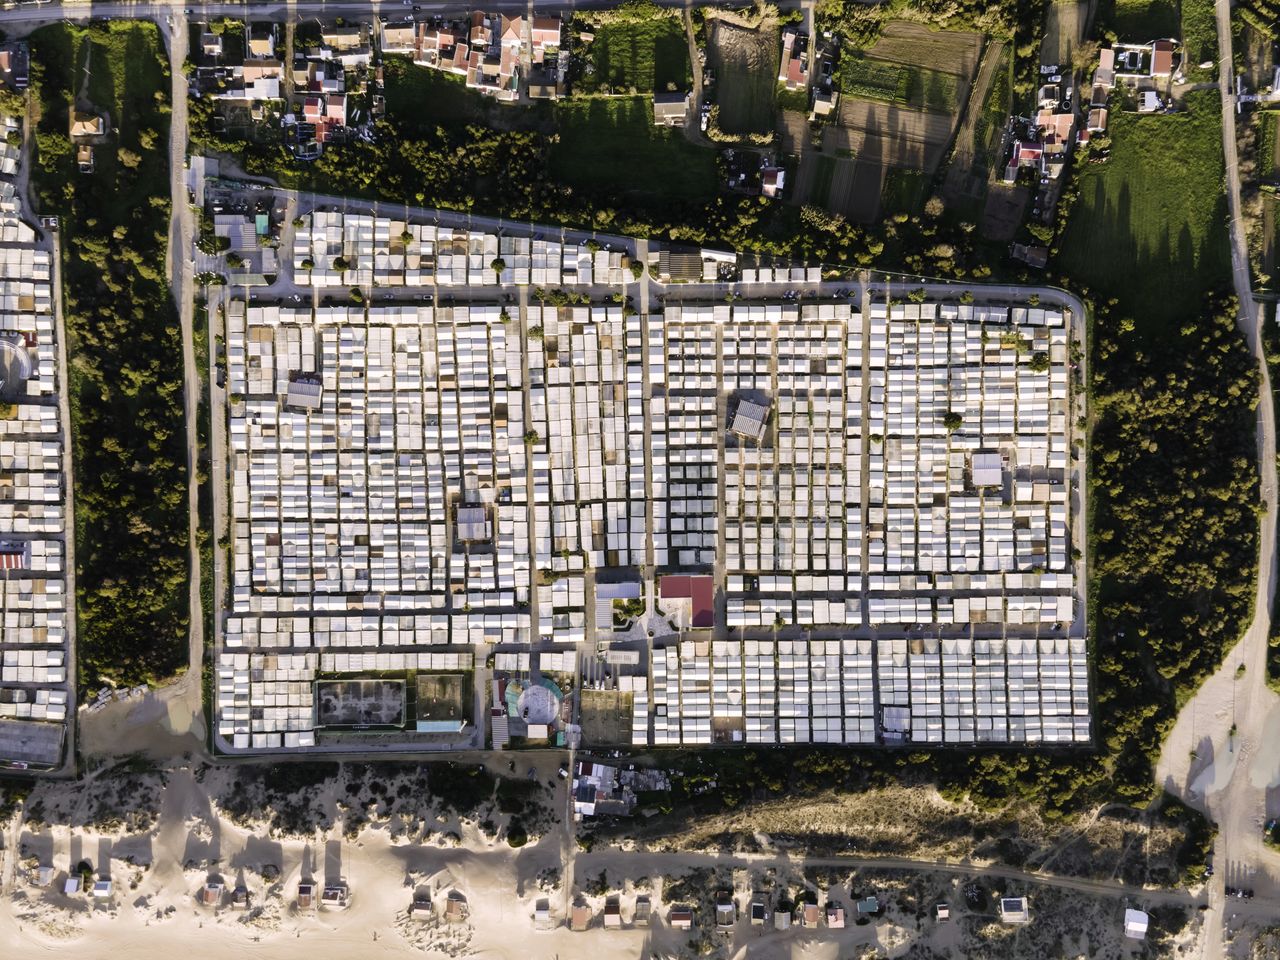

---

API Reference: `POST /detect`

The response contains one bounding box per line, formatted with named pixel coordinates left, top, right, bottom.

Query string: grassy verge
left=31, top=21, right=189, bottom=691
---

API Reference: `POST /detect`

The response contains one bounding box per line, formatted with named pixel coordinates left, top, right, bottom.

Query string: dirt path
left=680, top=6, right=711, bottom=148
left=571, top=849, right=1208, bottom=909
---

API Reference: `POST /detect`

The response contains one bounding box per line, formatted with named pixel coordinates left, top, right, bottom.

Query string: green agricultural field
left=1057, top=90, right=1230, bottom=338
left=837, top=55, right=963, bottom=114
left=577, top=16, right=691, bottom=94
left=552, top=96, right=717, bottom=201
left=30, top=21, right=191, bottom=689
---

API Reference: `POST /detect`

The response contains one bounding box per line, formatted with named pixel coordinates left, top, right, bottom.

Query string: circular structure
left=517, top=683, right=558, bottom=725
left=0, top=336, right=32, bottom=402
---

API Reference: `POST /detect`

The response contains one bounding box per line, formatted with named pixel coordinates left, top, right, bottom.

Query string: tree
left=942, top=411, right=963, bottom=432
left=1028, top=351, right=1050, bottom=372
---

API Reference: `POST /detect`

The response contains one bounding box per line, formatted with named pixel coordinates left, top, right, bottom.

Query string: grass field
left=881, top=168, right=929, bottom=214
left=383, top=56, right=498, bottom=129
left=577, top=16, right=691, bottom=94
left=710, top=20, right=779, bottom=136
left=1057, top=91, right=1230, bottom=337
left=1108, top=0, right=1179, bottom=39
left=552, top=96, right=717, bottom=200
left=837, top=55, right=965, bottom=115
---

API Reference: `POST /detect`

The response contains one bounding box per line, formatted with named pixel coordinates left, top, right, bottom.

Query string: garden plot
left=811, top=21, right=981, bottom=219
left=708, top=18, right=780, bottom=136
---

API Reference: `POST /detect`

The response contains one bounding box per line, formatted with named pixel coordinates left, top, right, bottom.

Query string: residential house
left=1034, top=108, right=1075, bottom=178
left=529, top=16, right=562, bottom=64
left=669, top=905, right=694, bottom=930
left=201, top=32, right=223, bottom=58
left=320, top=24, right=373, bottom=69
left=297, top=882, right=315, bottom=909
left=778, top=28, right=808, bottom=91
left=321, top=884, right=350, bottom=909
left=76, top=145, right=93, bottom=174
left=1112, top=40, right=1179, bottom=83
left=570, top=903, right=591, bottom=931
left=70, top=113, right=104, bottom=139
left=603, top=897, right=622, bottom=928
left=761, top=167, right=786, bottom=199
left=1151, top=39, right=1176, bottom=76
left=1138, top=90, right=1162, bottom=112
left=998, top=896, right=1030, bottom=924
left=444, top=892, right=467, bottom=922
left=201, top=881, right=225, bottom=907
left=0, top=42, right=28, bottom=90
left=749, top=900, right=768, bottom=926
left=1093, top=47, right=1115, bottom=89
left=247, top=23, right=277, bottom=59
left=1010, top=243, right=1049, bottom=270
left=856, top=896, right=880, bottom=916
left=652, top=91, right=689, bottom=127
left=801, top=902, right=822, bottom=927
left=634, top=896, right=651, bottom=927
left=935, top=903, right=951, bottom=922
left=810, top=87, right=838, bottom=120
left=1086, top=107, right=1108, bottom=133
left=464, top=12, right=520, bottom=100
left=1124, top=909, right=1149, bottom=940
left=533, top=898, right=553, bottom=930
left=415, top=20, right=470, bottom=75
left=715, top=891, right=735, bottom=928
left=826, top=904, right=845, bottom=928
left=380, top=19, right=417, bottom=55
left=572, top=760, right=637, bottom=817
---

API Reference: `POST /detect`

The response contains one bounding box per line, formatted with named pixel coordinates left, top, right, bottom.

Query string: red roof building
left=659, top=575, right=714, bottom=628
